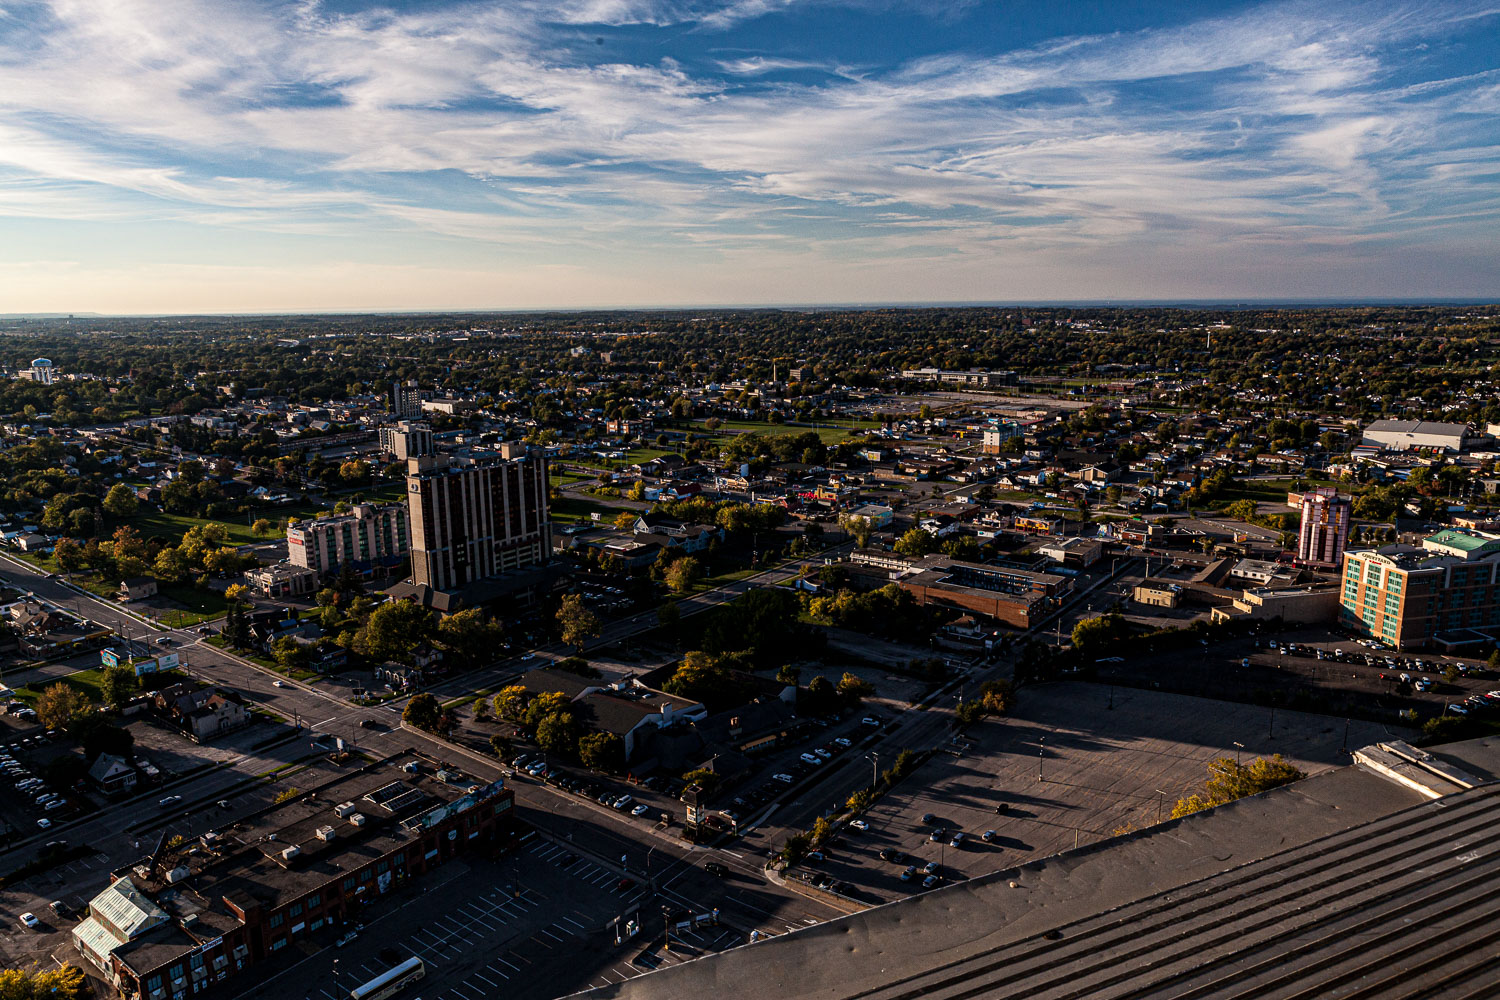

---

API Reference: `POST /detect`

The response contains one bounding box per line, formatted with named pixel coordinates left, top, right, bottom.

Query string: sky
left=0, top=0, right=1497, bottom=313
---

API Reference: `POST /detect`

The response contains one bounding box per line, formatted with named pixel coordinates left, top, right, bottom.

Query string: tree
left=893, top=527, right=936, bottom=558
left=657, top=600, right=681, bottom=635
left=776, top=663, right=802, bottom=685
left=1071, top=614, right=1131, bottom=654
left=839, top=513, right=873, bottom=549
left=579, top=732, right=625, bottom=772
left=224, top=583, right=250, bottom=603
left=801, top=675, right=840, bottom=716
left=36, top=682, right=90, bottom=730
left=402, top=692, right=443, bottom=731
left=359, top=600, right=434, bottom=662
left=100, top=664, right=139, bottom=709
left=536, top=711, right=582, bottom=756
left=0, top=964, right=91, bottom=1000
left=488, top=733, right=512, bottom=759
left=53, top=536, right=84, bottom=575
left=662, top=651, right=744, bottom=711
left=153, top=546, right=190, bottom=585
left=556, top=593, right=601, bottom=650
left=438, top=608, right=504, bottom=665
left=71, top=713, right=134, bottom=760
left=102, top=483, right=139, bottom=518
left=524, top=691, right=575, bottom=731
left=1171, top=755, right=1306, bottom=819
left=612, top=511, right=637, bottom=530
left=555, top=655, right=602, bottom=678
left=493, top=685, right=528, bottom=721
left=979, top=679, right=1014, bottom=716
left=664, top=555, right=703, bottom=594
left=836, top=671, right=875, bottom=706
left=702, top=586, right=802, bottom=667
left=251, top=518, right=276, bottom=537
left=271, top=636, right=308, bottom=673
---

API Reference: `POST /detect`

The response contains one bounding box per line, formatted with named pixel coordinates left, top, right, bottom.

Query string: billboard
left=100, top=648, right=121, bottom=668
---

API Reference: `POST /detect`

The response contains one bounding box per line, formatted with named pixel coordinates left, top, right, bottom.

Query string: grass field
left=690, top=419, right=873, bottom=444
left=125, top=510, right=262, bottom=545
left=1209, top=478, right=1345, bottom=510
left=12, top=667, right=108, bottom=707
left=551, top=495, right=619, bottom=525
left=157, top=585, right=231, bottom=626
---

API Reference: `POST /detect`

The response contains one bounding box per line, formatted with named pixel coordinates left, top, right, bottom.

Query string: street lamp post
left=1233, top=741, right=1244, bottom=768
left=867, top=752, right=879, bottom=790
left=1155, top=788, right=1167, bottom=824
left=1037, top=736, right=1046, bottom=782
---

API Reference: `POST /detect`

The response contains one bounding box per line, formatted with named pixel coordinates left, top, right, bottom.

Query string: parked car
left=849, top=819, right=869, bottom=831
left=704, top=862, right=729, bottom=878
left=630, top=803, right=650, bottom=817
left=799, top=753, right=823, bottom=766
left=929, top=828, right=946, bottom=842
left=612, top=795, right=634, bottom=811
left=879, top=849, right=906, bottom=864
left=924, top=861, right=940, bottom=875
left=922, top=874, right=939, bottom=889
left=615, top=878, right=636, bottom=892
left=772, top=773, right=794, bottom=783
left=982, top=829, right=996, bottom=842
left=18, top=913, right=38, bottom=929
left=158, top=795, right=183, bottom=809
left=900, top=866, right=917, bottom=881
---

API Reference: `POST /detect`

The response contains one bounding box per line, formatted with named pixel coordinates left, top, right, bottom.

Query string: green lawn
left=13, top=668, right=108, bottom=707
left=157, top=585, right=232, bottom=626
left=1208, top=478, right=1345, bottom=510
left=690, top=419, right=871, bottom=444
left=551, top=496, right=619, bottom=525
left=126, top=510, right=262, bottom=545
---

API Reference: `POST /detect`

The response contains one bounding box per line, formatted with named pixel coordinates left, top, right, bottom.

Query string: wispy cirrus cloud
left=0, top=0, right=1495, bottom=310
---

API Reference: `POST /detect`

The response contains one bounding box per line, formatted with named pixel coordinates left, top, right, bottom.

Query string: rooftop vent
left=315, top=825, right=336, bottom=843
left=280, top=845, right=301, bottom=863
left=334, top=801, right=358, bottom=818
left=164, top=866, right=190, bottom=884
left=349, top=813, right=367, bottom=827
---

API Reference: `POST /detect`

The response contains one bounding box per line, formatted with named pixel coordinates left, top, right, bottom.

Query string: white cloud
left=0, top=0, right=1494, bottom=307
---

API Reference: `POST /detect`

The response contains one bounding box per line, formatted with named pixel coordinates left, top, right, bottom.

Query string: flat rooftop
left=589, top=736, right=1500, bottom=1000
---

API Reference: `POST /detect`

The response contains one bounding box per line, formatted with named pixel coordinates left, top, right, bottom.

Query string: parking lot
left=250, top=832, right=791, bottom=1000
left=795, top=681, right=1410, bottom=903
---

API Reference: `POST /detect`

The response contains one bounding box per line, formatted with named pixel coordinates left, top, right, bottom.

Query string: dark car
left=616, top=877, right=637, bottom=892
left=879, top=848, right=907, bottom=864
left=359, top=719, right=382, bottom=730
left=921, top=813, right=937, bottom=825
left=704, top=862, right=729, bottom=877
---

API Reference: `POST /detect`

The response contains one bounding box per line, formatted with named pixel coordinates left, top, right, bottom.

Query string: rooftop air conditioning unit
left=164, top=866, right=190, bottom=884
left=334, top=801, right=357, bottom=818
left=280, top=845, right=301, bottom=862
left=349, top=813, right=367, bottom=827
left=315, top=825, right=336, bottom=842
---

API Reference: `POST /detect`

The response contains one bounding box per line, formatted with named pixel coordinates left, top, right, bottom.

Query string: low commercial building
left=1361, top=419, right=1475, bottom=453
left=1132, top=581, right=1181, bottom=608
left=243, top=562, right=319, bottom=598
left=72, top=751, right=515, bottom=1000
left=1035, top=536, right=1103, bottom=569
left=1211, top=586, right=1341, bottom=625
left=896, top=555, right=1069, bottom=629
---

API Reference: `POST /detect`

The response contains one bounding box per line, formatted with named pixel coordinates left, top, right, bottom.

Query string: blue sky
left=0, top=0, right=1496, bottom=312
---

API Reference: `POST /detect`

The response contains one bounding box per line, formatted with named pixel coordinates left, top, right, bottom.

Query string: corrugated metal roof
left=89, top=877, right=168, bottom=939
left=72, top=915, right=126, bottom=968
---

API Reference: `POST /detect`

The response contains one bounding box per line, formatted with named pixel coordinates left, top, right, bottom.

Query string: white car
left=520, top=652, right=536, bottom=661
left=833, top=737, right=851, bottom=747
left=849, top=819, right=869, bottom=831
left=771, top=773, right=794, bottom=783
left=631, top=803, right=651, bottom=817
left=18, top=912, right=38, bottom=929
left=36, top=818, right=50, bottom=829
left=799, top=753, right=823, bottom=765
left=272, top=680, right=286, bottom=688
left=612, top=795, right=634, bottom=811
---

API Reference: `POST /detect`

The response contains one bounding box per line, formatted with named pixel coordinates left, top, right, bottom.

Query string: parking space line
left=550, top=922, right=577, bottom=936
left=495, top=956, right=521, bottom=972
left=559, top=915, right=588, bottom=930
left=473, top=973, right=499, bottom=987
left=538, top=927, right=565, bottom=942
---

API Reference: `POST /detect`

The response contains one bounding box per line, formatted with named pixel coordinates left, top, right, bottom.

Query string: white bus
left=350, top=957, right=425, bottom=1000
